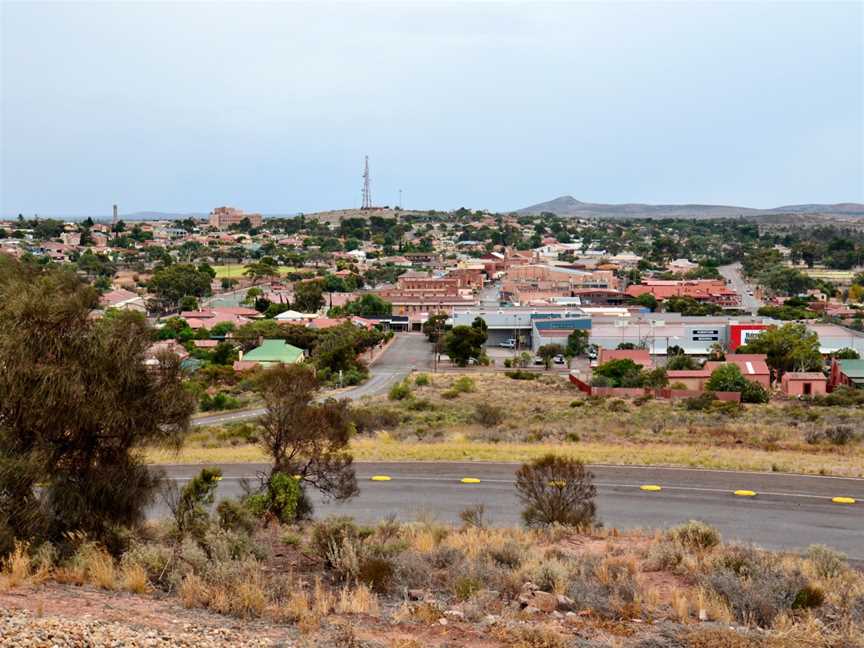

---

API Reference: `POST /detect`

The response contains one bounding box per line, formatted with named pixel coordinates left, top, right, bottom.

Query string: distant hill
left=515, top=196, right=864, bottom=220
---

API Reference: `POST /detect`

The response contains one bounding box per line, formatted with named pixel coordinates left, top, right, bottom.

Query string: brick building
left=208, top=207, right=263, bottom=230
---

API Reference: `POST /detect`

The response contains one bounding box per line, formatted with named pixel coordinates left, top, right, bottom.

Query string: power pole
left=361, top=156, right=372, bottom=210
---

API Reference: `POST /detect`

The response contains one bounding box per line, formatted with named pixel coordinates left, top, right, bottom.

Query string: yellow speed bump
left=461, top=477, right=481, bottom=484
left=370, top=475, right=392, bottom=482
left=734, top=490, right=757, bottom=497
left=640, top=485, right=662, bottom=492
left=832, top=496, right=856, bottom=505
left=293, top=475, right=302, bottom=480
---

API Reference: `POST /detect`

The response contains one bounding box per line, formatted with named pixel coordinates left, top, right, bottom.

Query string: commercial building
left=625, top=279, right=740, bottom=308
left=208, top=207, right=263, bottom=230
left=830, top=359, right=864, bottom=390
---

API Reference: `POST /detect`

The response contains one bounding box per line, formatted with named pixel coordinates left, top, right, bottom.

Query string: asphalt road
left=719, top=263, right=762, bottom=312
left=154, top=462, right=864, bottom=559
left=192, top=333, right=433, bottom=427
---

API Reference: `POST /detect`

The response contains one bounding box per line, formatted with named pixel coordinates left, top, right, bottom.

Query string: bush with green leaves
left=807, top=544, right=847, bottom=579
left=414, top=373, right=430, bottom=386
left=388, top=381, right=412, bottom=401
left=245, top=471, right=302, bottom=524
left=168, top=467, right=222, bottom=542
left=473, top=403, right=505, bottom=427
left=505, top=370, right=540, bottom=381
left=452, top=376, right=476, bottom=393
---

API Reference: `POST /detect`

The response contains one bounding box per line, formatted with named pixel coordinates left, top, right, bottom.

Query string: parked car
left=499, top=338, right=516, bottom=349
left=553, top=354, right=565, bottom=365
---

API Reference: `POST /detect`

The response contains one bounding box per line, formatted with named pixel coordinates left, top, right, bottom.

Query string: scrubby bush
left=807, top=544, right=847, bottom=579
left=473, top=403, right=505, bottom=427
left=414, top=373, right=430, bottom=386
left=167, top=468, right=222, bottom=543
left=683, top=392, right=716, bottom=411
left=245, top=471, right=302, bottom=524
left=310, top=517, right=371, bottom=567
left=705, top=548, right=820, bottom=626
left=668, top=520, right=721, bottom=551
left=200, top=392, right=242, bottom=412
left=452, top=376, right=476, bottom=393
left=349, top=405, right=401, bottom=434
left=515, top=455, right=597, bottom=528
left=505, top=370, right=540, bottom=381
left=459, top=504, right=487, bottom=529
left=825, top=425, right=855, bottom=446
left=388, top=381, right=412, bottom=401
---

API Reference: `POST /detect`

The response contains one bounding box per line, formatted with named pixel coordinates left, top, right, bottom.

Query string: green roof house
left=830, top=358, right=864, bottom=390
left=234, top=339, right=304, bottom=370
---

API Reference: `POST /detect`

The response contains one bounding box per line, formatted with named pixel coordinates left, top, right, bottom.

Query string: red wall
left=729, top=324, right=769, bottom=351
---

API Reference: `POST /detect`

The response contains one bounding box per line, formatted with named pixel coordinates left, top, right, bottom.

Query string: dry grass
left=146, top=369, right=864, bottom=476
left=120, top=561, right=151, bottom=594
left=1, top=541, right=32, bottom=588
left=336, top=584, right=379, bottom=615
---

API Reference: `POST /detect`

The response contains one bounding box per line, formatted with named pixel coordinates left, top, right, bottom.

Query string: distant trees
left=0, top=257, right=195, bottom=554
left=149, top=263, right=213, bottom=311
left=565, top=330, right=589, bottom=360
left=737, top=323, right=822, bottom=378
left=293, top=279, right=325, bottom=313
left=330, top=294, right=392, bottom=317
left=705, top=364, right=769, bottom=403
left=537, top=344, right=564, bottom=370
left=443, top=319, right=488, bottom=367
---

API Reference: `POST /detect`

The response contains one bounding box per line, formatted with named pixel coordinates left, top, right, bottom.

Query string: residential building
left=829, top=359, right=864, bottom=390
left=781, top=372, right=828, bottom=397
left=234, top=339, right=304, bottom=371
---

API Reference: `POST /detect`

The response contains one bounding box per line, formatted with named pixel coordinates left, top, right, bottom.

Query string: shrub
left=245, top=471, right=302, bottom=524
left=806, top=544, right=847, bottom=579
left=684, top=392, right=716, bottom=411
left=168, top=468, right=222, bottom=542
left=825, top=425, right=855, bottom=446
left=473, top=403, right=505, bottom=427
left=414, top=373, right=430, bottom=387
left=453, top=575, right=483, bottom=601
left=349, top=405, right=401, bottom=433
left=358, top=556, right=394, bottom=593
left=505, top=370, right=540, bottom=381
left=606, top=398, right=629, bottom=413
left=441, top=389, right=459, bottom=399
left=452, top=376, right=476, bottom=393
left=459, top=504, right=487, bottom=529
left=668, top=520, right=721, bottom=551
left=200, top=392, right=242, bottom=412
left=740, top=380, right=769, bottom=404
left=515, top=455, right=597, bottom=528
left=310, top=517, right=370, bottom=566
left=388, top=381, right=412, bottom=401
left=216, top=499, right=257, bottom=535
left=704, top=551, right=815, bottom=626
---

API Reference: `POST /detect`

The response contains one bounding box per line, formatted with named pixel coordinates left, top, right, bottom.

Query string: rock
left=438, top=618, right=449, bottom=626
left=407, top=589, right=426, bottom=601
left=444, top=610, right=464, bottom=621
left=556, top=594, right=575, bottom=611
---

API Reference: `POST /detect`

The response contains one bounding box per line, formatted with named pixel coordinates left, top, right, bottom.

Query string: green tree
left=256, top=364, right=358, bottom=517
left=422, top=313, right=448, bottom=342
left=537, top=343, right=564, bottom=370
left=564, top=330, right=589, bottom=365
left=293, top=279, right=325, bottom=313
left=0, top=258, right=195, bottom=554
left=706, top=364, right=768, bottom=403
left=515, top=455, right=596, bottom=528
left=443, top=324, right=487, bottom=367
left=244, top=261, right=279, bottom=284
left=634, top=293, right=658, bottom=312
left=737, top=323, right=822, bottom=378
left=592, top=358, right=643, bottom=387
left=149, top=264, right=212, bottom=310
left=332, top=294, right=392, bottom=317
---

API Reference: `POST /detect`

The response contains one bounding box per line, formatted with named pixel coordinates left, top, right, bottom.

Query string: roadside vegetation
left=176, top=372, right=864, bottom=477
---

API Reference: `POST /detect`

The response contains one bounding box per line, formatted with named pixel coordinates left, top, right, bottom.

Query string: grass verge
left=144, top=438, right=864, bottom=476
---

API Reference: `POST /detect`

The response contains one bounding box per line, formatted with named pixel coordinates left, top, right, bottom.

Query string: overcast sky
left=1, top=1, right=862, bottom=217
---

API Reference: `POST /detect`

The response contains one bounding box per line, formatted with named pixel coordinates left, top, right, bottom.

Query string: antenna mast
left=361, top=156, right=372, bottom=210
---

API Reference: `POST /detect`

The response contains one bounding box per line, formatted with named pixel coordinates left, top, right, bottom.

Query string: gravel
left=0, top=609, right=284, bottom=647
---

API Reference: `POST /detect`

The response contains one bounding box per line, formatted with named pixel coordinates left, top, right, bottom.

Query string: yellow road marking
left=370, top=475, right=392, bottom=482
left=461, top=477, right=481, bottom=484
left=640, top=485, right=662, bottom=492
left=832, top=496, right=856, bottom=505
left=734, top=490, right=757, bottom=497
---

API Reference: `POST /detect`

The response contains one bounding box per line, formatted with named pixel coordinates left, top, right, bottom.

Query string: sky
left=1, top=1, right=862, bottom=218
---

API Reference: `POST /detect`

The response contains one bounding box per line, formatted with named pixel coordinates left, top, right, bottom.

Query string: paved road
left=154, top=462, right=864, bottom=558
left=193, top=333, right=432, bottom=427
left=719, top=263, right=762, bottom=312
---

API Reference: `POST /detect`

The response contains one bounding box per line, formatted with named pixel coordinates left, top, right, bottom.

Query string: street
left=153, top=462, right=864, bottom=559
left=719, top=262, right=762, bottom=312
